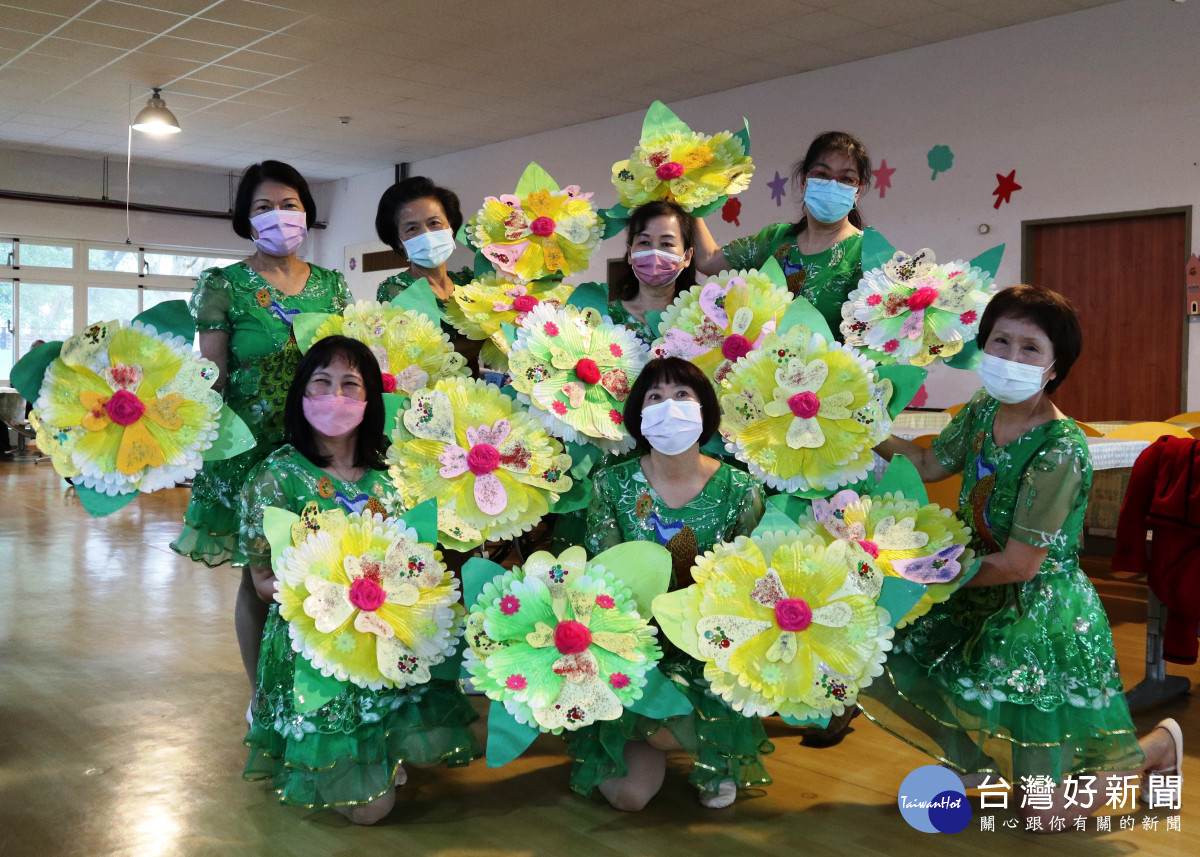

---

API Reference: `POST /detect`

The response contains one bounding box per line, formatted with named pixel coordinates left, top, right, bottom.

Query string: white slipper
left=1140, top=717, right=1183, bottom=806
left=698, top=780, right=737, bottom=809
left=246, top=702, right=254, bottom=726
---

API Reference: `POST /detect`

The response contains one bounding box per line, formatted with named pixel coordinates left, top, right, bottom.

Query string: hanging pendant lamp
left=132, top=88, right=181, bottom=135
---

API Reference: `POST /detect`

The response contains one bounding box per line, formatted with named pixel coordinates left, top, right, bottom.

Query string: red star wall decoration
left=992, top=170, right=1021, bottom=209
left=874, top=159, right=895, bottom=198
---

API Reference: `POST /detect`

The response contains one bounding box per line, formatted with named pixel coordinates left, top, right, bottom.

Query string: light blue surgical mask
left=978, top=353, right=1054, bottom=404
left=804, top=178, right=858, bottom=224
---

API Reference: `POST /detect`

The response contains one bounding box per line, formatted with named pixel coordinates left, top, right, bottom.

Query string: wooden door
left=1024, top=210, right=1189, bottom=422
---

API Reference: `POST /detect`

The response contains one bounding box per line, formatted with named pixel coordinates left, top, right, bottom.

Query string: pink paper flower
left=348, top=577, right=387, bottom=612
left=507, top=674, right=528, bottom=690
left=656, top=162, right=684, bottom=180
left=554, top=620, right=592, bottom=654
left=380, top=372, right=397, bottom=393
left=103, top=389, right=146, bottom=426
left=774, top=598, right=813, bottom=632
left=609, top=672, right=630, bottom=689
left=500, top=594, right=521, bottom=615
left=787, top=391, right=820, bottom=420
left=595, top=594, right=615, bottom=609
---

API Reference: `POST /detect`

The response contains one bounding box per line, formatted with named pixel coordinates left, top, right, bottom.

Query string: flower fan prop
left=650, top=258, right=793, bottom=385
left=839, top=228, right=1002, bottom=368
left=445, top=271, right=575, bottom=371
left=463, top=163, right=603, bottom=283
left=604, top=101, right=753, bottom=236
left=508, top=302, right=649, bottom=453
left=460, top=542, right=688, bottom=764
left=10, top=301, right=253, bottom=516
left=387, top=377, right=575, bottom=551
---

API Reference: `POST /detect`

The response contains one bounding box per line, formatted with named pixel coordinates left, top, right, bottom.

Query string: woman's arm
left=875, top=435, right=955, bottom=482
left=965, top=539, right=1047, bottom=587
left=249, top=563, right=277, bottom=602
left=198, top=329, right=229, bottom=392
left=691, top=217, right=729, bottom=276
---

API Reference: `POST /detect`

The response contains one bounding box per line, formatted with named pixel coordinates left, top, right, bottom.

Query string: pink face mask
left=250, top=209, right=308, bottom=257
left=302, top=395, right=366, bottom=437
left=630, top=249, right=686, bottom=288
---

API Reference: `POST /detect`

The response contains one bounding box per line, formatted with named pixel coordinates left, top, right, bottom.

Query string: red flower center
left=656, top=161, right=684, bottom=180
left=380, top=372, right=397, bottom=393
left=721, top=333, right=753, bottom=361
left=512, top=295, right=539, bottom=313
left=530, top=216, right=556, bottom=237
left=907, top=286, right=939, bottom=311
left=467, top=443, right=500, bottom=475
left=575, top=358, right=601, bottom=385
left=787, top=391, right=820, bottom=420
left=856, top=539, right=880, bottom=558
left=775, top=598, right=812, bottom=632
left=554, top=619, right=592, bottom=654
left=348, top=577, right=387, bottom=612
left=103, top=389, right=146, bottom=426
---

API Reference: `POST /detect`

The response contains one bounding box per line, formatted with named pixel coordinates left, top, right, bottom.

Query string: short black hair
left=790, top=131, right=871, bottom=235
left=977, top=284, right=1082, bottom=395
left=611, top=200, right=699, bottom=302
left=623, top=357, right=721, bottom=451
left=375, top=176, right=464, bottom=257
left=285, top=335, right=388, bottom=471
left=232, top=160, right=316, bottom=239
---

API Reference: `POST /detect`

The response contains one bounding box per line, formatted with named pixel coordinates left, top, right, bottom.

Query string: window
left=0, top=280, right=12, bottom=381
left=19, top=243, right=73, bottom=269
left=19, top=283, right=73, bottom=355
left=88, top=248, right=140, bottom=273
left=0, top=242, right=12, bottom=267
left=143, top=252, right=239, bottom=277
left=87, top=287, right=140, bottom=324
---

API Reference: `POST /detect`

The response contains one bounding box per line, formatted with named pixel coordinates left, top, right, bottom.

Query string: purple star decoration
left=767, top=171, right=787, bottom=207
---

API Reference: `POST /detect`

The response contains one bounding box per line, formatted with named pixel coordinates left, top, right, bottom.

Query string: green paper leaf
left=513, top=162, right=559, bottom=197
left=752, top=505, right=798, bottom=538
left=430, top=638, right=465, bottom=681
left=564, top=439, right=599, bottom=479
left=462, top=556, right=507, bottom=610
left=878, top=576, right=926, bottom=629
left=651, top=590, right=701, bottom=658
left=688, top=196, right=727, bottom=218
left=875, top=365, right=928, bottom=419
left=944, top=340, right=983, bottom=370
left=760, top=256, right=787, bottom=289
left=874, top=454, right=927, bottom=504
left=382, top=392, right=409, bottom=439
left=733, top=116, right=751, bottom=155
left=291, top=312, right=331, bottom=354
left=485, top=700, right=541, bottom=767
left=566, top=282, right=607, bottom=316
left=10, top=340, right=62, bottom=402
left=499, top=384, right=518, bottom=401
left=969, top=243, right=1005, bottom=278
left=293, top=656, right=348, bottom=713
left=133, top=299, right=194, bottom=342
left=498, top=322, right=518, bottom=351
left=263, top=506, right=301, bottom=568
left=644, top=310, right=663, bottom=338
left=700, top=434, right=726, bottom=458
left=203, top=404, right=256, bottom=461
left=861, top=226, right=898, bottom=273
left=471, top=248, right=490, bottom=275
left=627, top=667, right=692, bottom=718
left=778, top=295, right=834, bottom=344
left=599, top=204, right=630, bottom=240
left=782, top=711, right=831, bottom=728
left=641, top=100, right=690, bottom=140
left=392, top=278, right=445, bottom=325
left=592, top=541, right=672, bottom=616
left=397, top=497, right=437, bottom=545
left=766, top=492, right=811, bottom=521
left=548, top=475, right=591, bottom=514
left=76, top=485, right=138, bottom=518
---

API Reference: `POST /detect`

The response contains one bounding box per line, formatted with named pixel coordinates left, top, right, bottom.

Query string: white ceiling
left=0, top=0, right=1121, bottom=181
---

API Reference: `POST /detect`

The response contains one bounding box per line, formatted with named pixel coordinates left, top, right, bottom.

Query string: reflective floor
left=2, top=461, right=1196, bottom=856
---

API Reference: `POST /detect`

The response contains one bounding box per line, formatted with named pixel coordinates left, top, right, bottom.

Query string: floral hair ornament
left=650, top=257, right=793, bottom=386
left=460, top=163, right=603, bottom=283
left=461, top=542, right=689, bottom=765
left=10, top=301, right=253, bottom=517
left=839, top=228, right=1003, bottom=368
left=602, top=101, right=754, bottom=238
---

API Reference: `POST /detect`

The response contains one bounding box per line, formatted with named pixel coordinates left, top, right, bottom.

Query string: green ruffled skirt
left=859, top=566, right=1144, bottom=783
left=244, top=609, right=481, bottom=809
left=565, top=649, right=774, bottom=797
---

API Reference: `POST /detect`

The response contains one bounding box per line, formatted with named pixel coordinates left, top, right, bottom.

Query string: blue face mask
left=804, top=178, right=858, bottom=224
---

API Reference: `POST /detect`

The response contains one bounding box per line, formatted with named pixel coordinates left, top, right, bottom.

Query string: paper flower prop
left=651, top=261, right=793, bottom=385
left=508, top=303, right=648, bottom=453
left=653, top=534, right=892, bottom=721
left=611, top=101, right=753, bottom=216
left=445, top=271, right=575, bottom=369
left=273, top=508, right=460, bottom=690
left=387, top=377, right=574, bottom=550
left=719, top=322, right=893, bottom=493
left=464, top=546, right=663, bottom=733
left=466, top=163, right=602, bottom=283
left=839, top=230, right=1001, bottom=367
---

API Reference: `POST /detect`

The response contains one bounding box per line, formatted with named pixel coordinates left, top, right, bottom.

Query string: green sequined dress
left=723, top=224, right=862, bottom=338
left=239, top=445, right=481, bottom=809
left=859, top=392, right=1144, bottom=782
left=605, top=300, right=658, bottom=346
left=171, top=262, right=350, bottom=566
left=566, top=457, right=774, bottom=797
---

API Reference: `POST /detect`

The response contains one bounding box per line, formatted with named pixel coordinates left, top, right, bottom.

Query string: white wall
left=313, top=0, right=1200, bottom=408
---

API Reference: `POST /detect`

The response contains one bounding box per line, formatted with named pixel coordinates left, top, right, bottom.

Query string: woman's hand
left=198, top=329, right=229, bottom=393
left=249, top=563, right=277, bottom=603
left=691, top=217, right=729, bottom=276
left=875, top=435, right=954, bottom=483
left=966, top=539, right=1048, bottom=587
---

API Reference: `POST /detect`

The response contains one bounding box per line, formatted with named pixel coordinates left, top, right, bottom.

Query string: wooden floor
left=1, top=461, right=1196, bottom=856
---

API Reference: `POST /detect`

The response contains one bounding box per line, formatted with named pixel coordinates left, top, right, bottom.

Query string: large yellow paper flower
left=445, top=272, right=575, bottom=371
left=613, top=130, right=753, bottom=212
left=387, top=377, right=574, bottom=550
left=275, top=509, right=460, bottom=690
left=33, top=320, right=222, bottom=495
left=313, top=300, right=465, bottom=394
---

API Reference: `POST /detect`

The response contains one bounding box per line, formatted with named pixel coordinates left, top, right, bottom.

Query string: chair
left=1074, top=420, right=1103, bottom=437
left=910, top=434, right=961, bottom=512
left=1104, top=422, right=1194, bottom=441
left=1166, top=410, right=1200, bottom=425
left=942, top=403, right=966, bottom=418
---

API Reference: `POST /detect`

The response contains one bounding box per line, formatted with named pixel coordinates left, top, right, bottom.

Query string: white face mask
left=402, top=228, right=456, bottom=269
left=978, top=353, right=1054, bottom=404
left=640, top=399, right=703, bottom=456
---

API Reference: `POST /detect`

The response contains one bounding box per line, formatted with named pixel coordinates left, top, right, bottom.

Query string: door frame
left=1020, top=205, right=1193, bottom=414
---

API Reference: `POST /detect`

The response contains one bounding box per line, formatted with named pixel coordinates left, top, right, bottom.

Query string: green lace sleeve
left=730, top=473, right=766, bottom=539
left=332, top=270, right=351, bottom=311
left=930, top=391, right=989, bottom=473
left=1009, top=438, right=1087, bottom=549
left=189, top=267, right=233, bottom=332
left=583, top=471, right=622, bottom=556
left=721, top=222, right=791, bottom=270
left=239, top=459, right=290, bottom=568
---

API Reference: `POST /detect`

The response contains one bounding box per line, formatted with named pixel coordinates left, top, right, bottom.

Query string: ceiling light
left=132, top=88, right=181, bottom=135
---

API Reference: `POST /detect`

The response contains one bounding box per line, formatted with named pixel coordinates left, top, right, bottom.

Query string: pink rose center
left=512, top=295, right=539, bottom=313
left=721, top=333, right=753, bottom=361
left=575, top=358, right=601, bottom=385
left=656, top=161, right=684, bottom=180
left=467, top=443, right=500, bottom=475
left=348, top=577, right=387, bottom=612
left=775, top=598, right=813, bottom=632
left=856, top=539, right=880, bottom=558
left=609, top=672, right=630, bottom=689
left=380, top=372, right=397, bottom=393
left=103, top=389, right=146, bottom=426
left=530, top=216, right=556, bottom=237
left=907, top=286, right=939, bottom=311
left=554, top=619, right=592, bottom=654
left=787, top=391, right=821, bottom=420
left=506, top=674, right=527, bottom=690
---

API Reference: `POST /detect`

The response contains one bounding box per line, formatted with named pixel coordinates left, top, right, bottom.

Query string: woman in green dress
left=868, top=285, right=1181, bottom=828
left=240, top=335, right=480, bottom=824
left=171, top=161, right=351, bottom=696
left=693, top=131, right=872, bottom=338
left=567, top=357, right=769, bottom=811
